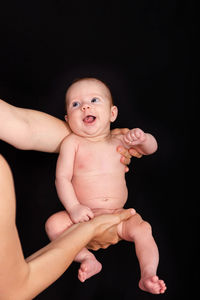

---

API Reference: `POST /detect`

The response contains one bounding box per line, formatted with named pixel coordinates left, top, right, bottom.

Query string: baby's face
left=65, top=79, right=118, bottom=138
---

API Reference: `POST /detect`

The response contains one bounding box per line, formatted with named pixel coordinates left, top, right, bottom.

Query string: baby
left=45, top=78, right=166, bottom=294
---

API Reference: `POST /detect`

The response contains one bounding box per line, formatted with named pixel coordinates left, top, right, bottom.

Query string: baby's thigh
left=117, top=211, right=143, bottom=242
left=45, top=210, right=73, bottom=240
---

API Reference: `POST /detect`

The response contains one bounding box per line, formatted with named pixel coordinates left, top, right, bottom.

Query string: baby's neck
left=83, top=132, right=112, bottom=143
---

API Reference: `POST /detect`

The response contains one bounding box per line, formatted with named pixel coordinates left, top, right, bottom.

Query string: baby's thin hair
left=66, top=77, right=114, bottom=105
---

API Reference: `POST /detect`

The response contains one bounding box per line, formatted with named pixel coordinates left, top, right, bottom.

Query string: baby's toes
left=78, top=271, right=86, bottom=282
left=160, top=282, right=167, bottom=293
left=152, top=275, right=159, bottom=283
left=78, top=266, right=87, bottom=282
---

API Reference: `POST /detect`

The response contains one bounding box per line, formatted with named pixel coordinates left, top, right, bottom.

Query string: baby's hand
left=123, top=128, right=146, bottom=146
left=69, top=204, right=94, bottom=223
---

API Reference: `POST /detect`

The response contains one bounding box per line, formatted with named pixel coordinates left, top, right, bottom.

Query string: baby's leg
left=117, top=212, right=166, bottom=294
left=45, top=210, right=73, bottom=240
left=45, top=211, right=102, bottom=282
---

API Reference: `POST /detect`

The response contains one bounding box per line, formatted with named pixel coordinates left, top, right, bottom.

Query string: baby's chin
left=72, top=128, right=97, bottom=138
left=71, top=125, right=98, bottom=137
left=73, top=129, right=110, bottom=142
left=70, top=123, right=110, bottom=140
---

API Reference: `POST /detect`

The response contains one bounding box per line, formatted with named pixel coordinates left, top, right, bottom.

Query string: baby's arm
left=55, top=136, right=94, bottom=223
left=122, top=128, right=158, bottom=155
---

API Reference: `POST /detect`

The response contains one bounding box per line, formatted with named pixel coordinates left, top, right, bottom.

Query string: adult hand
left=87, top=208, right=135, bottom=250
left=112, top=128, right=142, bottom=172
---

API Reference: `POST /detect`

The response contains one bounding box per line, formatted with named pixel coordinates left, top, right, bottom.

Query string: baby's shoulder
left=61, top=133, right=81, bottom=147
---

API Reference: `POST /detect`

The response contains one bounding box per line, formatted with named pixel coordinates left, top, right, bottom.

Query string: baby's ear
left=64, top=115, right=68, bottom=122
left=110, top=106, right=118, bottom=122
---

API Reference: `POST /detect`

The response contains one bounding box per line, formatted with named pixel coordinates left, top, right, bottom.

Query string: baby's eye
left=72, top=101, right=80, bottom=108
left=91, top=97, right=100, bottom=103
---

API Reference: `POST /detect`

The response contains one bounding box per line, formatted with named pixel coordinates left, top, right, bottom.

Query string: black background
left=0, top=1, right=186, bottom=299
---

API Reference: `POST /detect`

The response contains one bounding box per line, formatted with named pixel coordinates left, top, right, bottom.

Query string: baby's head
left=65, top=77, right=118, bottom=138
left=65, top=77, right=114, bottom=107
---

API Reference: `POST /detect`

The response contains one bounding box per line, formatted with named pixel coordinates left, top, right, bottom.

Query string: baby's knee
left=131, top=220, right=152, bottom=242
left=45, top=214, right=58, bottom=240
left=120, top=214, right=152, bottom=241
left=45, top=211, right=72, bottom=240
left=137, top=220, right=152, bottom=235
left=45, top=214, right=56, bottom=234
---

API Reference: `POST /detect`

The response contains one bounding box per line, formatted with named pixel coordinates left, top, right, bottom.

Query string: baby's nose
left=82, top=103, right=91, bottom=111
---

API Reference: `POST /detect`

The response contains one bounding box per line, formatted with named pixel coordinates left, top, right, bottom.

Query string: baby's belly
left=72, top=174, right=128, bottom=210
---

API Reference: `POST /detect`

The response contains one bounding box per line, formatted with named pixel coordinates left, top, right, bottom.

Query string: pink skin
left=68, top=203, right=94, bottom=223
left=139, top=276, right=167, bottom=294
left=46, top=79, right=165, bottom=292
left=123, top=128, right=146, bottom=146
left=77, top=253, right=102, bottom=283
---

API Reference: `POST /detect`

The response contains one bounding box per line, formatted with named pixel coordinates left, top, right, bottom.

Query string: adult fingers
left=116, top=208, right=136, bottom=223
left=112, top=128, right=129, bottom=135
left=128, top=148, right=143, bottom=158
left=117, top=146, right=132, bottom=159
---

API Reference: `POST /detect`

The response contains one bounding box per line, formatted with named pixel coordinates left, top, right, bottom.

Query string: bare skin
left=0, top=154, right=136, bottom=299
left=46, top=78, right=166, bottom=294
left=0, top=98, right=144, bottom=297
left=0, top=99, right=135, bottom=163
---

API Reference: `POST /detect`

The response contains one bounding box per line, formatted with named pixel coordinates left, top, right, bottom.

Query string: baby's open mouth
left=83, top=115, right=96, bottom=124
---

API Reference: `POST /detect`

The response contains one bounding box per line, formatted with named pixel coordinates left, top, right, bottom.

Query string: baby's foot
left=78, top=258, right=102, bottom=282
left=139, top=275, right=167, bottom=294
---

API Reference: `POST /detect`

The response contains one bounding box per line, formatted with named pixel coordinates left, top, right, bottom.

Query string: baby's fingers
left=130, top=130, right=140, bottom=140
left=132, top=128, right=146, bottom=142
left=87, top=209, right=94, bottom=219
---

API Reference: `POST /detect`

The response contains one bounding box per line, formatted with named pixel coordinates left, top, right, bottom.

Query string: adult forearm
left=20, top=222, right=94, bottom=299
left=0, top=155, right=92, bottom=299
left=23, top=209, right=135, bottom=298
left=1, top=223, right=93, bottom=300
left=0, top=99, right=29, bottom=149
left=0, top=99, right=71, bottom=152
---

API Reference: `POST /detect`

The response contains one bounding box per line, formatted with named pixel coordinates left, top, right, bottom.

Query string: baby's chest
left=74, top=142, right=122, bottom=172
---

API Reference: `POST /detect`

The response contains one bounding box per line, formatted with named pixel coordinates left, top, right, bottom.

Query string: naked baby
left=45, top=78, right=166, bottom=294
